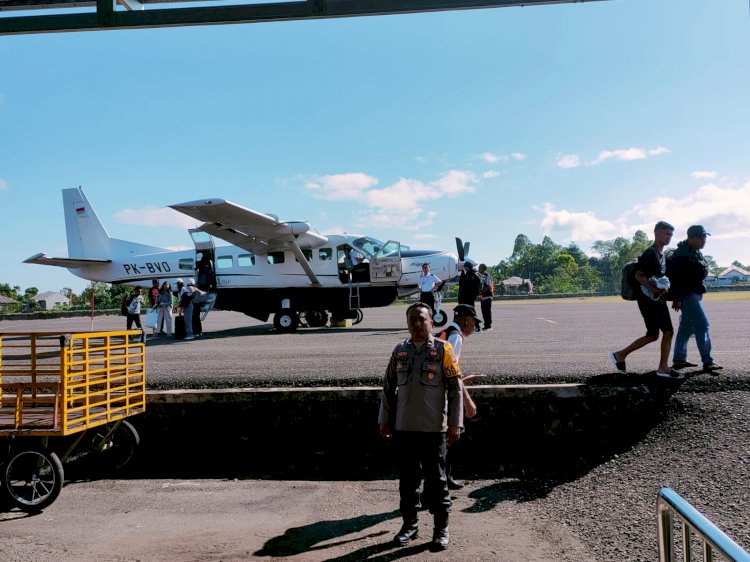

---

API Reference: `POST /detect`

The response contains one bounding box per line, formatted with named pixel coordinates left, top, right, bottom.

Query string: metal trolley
left=0, top=331, right=146, bottom=512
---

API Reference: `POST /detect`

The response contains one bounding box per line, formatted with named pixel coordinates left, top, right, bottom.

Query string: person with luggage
left=609, top=221, right=678, bottom=378
left=176, top=278, right=194, bottom=341
left=156, top=281, right=174, bottom=337
left=477, top=264, right=494, bottom=331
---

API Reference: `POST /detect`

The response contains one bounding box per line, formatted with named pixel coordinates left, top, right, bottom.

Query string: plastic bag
left=144, top=308, right=159, bottom=329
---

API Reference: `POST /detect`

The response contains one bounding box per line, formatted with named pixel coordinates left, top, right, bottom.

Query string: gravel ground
left=538, top=390, right=750, bottom=561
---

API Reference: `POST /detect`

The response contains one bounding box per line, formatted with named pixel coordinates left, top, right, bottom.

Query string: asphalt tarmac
left=2, top=295, right=748, bottom=389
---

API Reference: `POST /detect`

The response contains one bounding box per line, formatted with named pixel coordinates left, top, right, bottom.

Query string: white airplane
left=25, top=187, right=471, bottom=331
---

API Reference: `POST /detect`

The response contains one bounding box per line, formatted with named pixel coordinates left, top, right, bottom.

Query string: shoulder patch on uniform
left=441, top=341, right=462, bottom=378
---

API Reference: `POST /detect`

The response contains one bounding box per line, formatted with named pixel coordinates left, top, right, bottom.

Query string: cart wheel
left=93, top=420, right=140, bottom=471
left=3, top=447, right=64, bottom=513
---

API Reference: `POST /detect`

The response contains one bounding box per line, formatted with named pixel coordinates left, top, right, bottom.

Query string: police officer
left=378, top=302, right=463, bottom=551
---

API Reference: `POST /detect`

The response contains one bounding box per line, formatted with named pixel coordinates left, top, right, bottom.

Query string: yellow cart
left=0, top=331, right=146, bottom=512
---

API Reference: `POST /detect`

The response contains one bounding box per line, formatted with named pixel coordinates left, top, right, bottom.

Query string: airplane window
left=318, top=248, right=333, bottom=261
left=267, top=252, right=285, bottom=265
left=296, top=249, right=312, bottom=262
left=352, top=236, right=385, bottom=257
left=216, top=256, right=233, bottom=269
left=179, top=258, right=194, bottom=271
left=238, top=254, right=255, bottom=267
left=375, top=241, right=400, bottom=258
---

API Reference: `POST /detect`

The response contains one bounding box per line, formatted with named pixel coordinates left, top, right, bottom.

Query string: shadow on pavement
left=253, top=510, right=398, bottom=557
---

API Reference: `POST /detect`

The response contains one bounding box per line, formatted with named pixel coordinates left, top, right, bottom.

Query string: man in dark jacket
left=670, top=225, right=722, bottom=373
left=458, top=261, right=482, bottom=331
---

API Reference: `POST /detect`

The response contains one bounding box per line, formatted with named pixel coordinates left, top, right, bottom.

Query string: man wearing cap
left=458, top=261, right=482, bottom=331
left=670, top=225, right=722, bottom=373
left=437, top=304, right=480, bottom=490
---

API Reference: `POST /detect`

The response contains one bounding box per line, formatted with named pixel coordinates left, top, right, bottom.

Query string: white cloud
left=556, top=154, right=581, bottom=169
left=415, top=156, right=427, bottom=163
left=537, top=203, right=617, bottom=241
left=483, top=170, right=500, bottom=178
left=630, top=180, right=750, bottom=237
left=692, top=171, right=717, bottom=179
left=307, top=169, right=477, bottom=230
left=536, top=179, right=750, bottom=265
left=305, top=172, right=378, bottom=201
left=588, top=146, right=670, bottom=166
left=0, top=178, right=7, bottom=190
left=115, top=206, right=200, bottom=229
left=476, top=151, right=525, bottom=163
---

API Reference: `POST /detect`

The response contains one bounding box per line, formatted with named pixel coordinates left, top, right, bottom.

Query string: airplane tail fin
left=63, top=187, right=168, bottom=258
left=64, top=187, right=112, bottom=258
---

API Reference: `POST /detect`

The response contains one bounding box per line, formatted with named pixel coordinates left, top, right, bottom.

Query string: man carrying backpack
left=609, top=221, right=679, bottom=378
left=477, top=264, right=494, bottom=331
left=669, top=225, right=722, bottom=373
left=458, top=260, right=482, bottom=332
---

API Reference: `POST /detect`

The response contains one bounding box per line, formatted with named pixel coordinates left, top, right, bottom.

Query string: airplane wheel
left=353, top=309, right=364, bottom=325
left=305, top=310, right=328, bottom=328
left=433, top=310, right=448, bottom=327
left=274, top=310, right=299, bottom=333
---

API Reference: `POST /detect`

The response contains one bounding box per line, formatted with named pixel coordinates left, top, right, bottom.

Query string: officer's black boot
left=394, top=516, right=419, bottom=546
left=431, top=512, right=450, bottom=551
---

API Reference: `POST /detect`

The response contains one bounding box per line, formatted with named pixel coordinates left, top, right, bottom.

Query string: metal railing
left=657, top=487, right=750, bottom=562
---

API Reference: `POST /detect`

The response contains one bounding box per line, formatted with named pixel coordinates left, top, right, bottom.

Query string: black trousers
left=480, top=298, right=492, bottom=329
left=394, top=431, right=450, bottom=520
left=126, top=313, right=142, bottom=330
left=419, top=292, right=435, bottom=312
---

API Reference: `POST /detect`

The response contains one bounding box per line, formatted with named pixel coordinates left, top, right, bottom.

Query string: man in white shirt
left=437, top=304, right=481, bottom=489
left=418, top=263, right=443, bottom=315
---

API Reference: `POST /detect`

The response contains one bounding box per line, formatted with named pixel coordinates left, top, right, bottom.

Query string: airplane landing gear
left=432, top=309, right=448, bottom=327
left=301, top=309, right=328, bottom=328
left=353, top=309, right=364, bottom=325
left=273, top=309, right=299, bottom=333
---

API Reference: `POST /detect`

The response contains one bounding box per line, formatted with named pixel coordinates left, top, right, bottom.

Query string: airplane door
left=369, top=240, right=402, bottom=283
left=189, top=229, right=217, bottom=292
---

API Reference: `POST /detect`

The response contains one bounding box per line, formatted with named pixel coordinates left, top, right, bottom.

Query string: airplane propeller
left=455, top=237, right=471, bottom=263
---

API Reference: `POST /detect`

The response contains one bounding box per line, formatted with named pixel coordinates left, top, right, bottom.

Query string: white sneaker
left=185, top=335, right=195, bottom=340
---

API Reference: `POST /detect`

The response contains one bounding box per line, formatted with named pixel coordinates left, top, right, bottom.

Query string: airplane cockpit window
left=374, top=241, right=400, bottom=258
left=351, top=236, right=385, bottom=257
left=238, top=254, right=255, bottom=267
left=318, top=248, right=333, bottom=261
left=179, top=258, right=194, bottom=271
left=216, top=256, right=233, bottom=269
left=267, top=251, right=285, bottom=265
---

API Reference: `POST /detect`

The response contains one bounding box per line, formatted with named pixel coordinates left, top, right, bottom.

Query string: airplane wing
left=170, top=198, right=326, bottom=286
left=24, top=253, right=112, bottom=269
left=169, top=198, right=328, bottom=253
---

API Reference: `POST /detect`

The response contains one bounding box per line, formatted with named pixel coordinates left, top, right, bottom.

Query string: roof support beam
left=0, top=0, right=607, bottom=36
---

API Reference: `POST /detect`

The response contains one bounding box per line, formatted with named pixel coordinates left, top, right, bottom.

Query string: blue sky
left=2, top=0, right=750, bottom=293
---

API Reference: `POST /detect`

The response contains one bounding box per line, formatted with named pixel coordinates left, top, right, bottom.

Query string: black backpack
left=620, top=262, right=639, bottom=301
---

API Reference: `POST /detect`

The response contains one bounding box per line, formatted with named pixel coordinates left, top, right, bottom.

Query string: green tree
left=0, top=283, right=21, bottom=300
left=591, top=230, right=651, bottom=293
